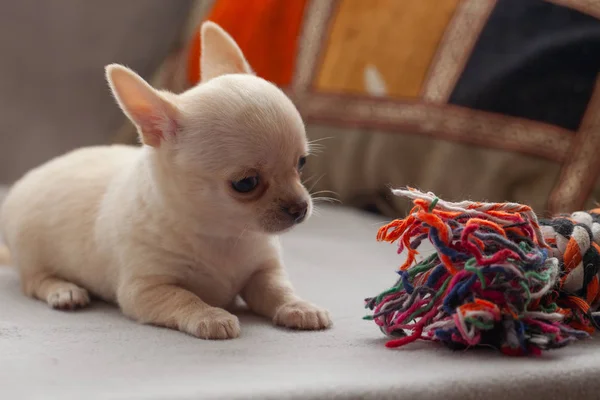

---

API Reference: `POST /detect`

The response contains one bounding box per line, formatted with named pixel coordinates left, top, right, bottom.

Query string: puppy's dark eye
left=298, top=156, right=306, bottom=171
left=231, top=176, right=259, bottom=193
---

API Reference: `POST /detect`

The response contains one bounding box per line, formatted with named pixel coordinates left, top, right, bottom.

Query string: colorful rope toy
left=364, top=188, right=600, bottom=356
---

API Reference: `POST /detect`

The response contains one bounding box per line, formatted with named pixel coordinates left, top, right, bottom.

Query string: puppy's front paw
left=187, top=308, right=240, bottom=340
left=47, top=286, right=90, bottom=310
left=273, top=300, right=332, bottom=330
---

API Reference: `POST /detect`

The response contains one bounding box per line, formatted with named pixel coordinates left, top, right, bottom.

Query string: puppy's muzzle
left=281, top=201, right=308, bottom=224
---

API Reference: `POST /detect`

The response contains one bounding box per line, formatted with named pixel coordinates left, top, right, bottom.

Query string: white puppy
left=0, top=22, right=331, bottom=339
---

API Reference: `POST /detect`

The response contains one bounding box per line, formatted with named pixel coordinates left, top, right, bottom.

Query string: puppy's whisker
left=310, top=190, right=339, bottom=197
left=311, top=205, right=323, bottom=217
left=307, top=174, right=326, bottom=193
left=312, top=196, right=342, bottom=205
left=302, top=174, right=320, bottom=185
left=233, top=224, right=249, bottom=248
left=307, top=144, right=326, bottom=155
left=308, top=136, right=334, bottom=144
left=303, top=175, right=326, bottom=189
left=307, top=137, right=332, bottom=155
left=313, top=197, right=342, bottom=204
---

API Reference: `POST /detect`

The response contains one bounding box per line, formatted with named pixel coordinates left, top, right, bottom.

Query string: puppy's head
left=106, top=22, right=311, bottom=236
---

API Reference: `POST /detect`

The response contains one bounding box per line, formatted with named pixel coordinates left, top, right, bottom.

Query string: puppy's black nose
left=282, top=201, right=308, bottom=223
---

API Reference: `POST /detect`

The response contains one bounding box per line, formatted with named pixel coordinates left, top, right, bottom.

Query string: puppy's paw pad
left=189, top=308, right=240, bottom=340
left=47, top=286, right=90, bottom=310
left=273, top=301, right=332, bottom=330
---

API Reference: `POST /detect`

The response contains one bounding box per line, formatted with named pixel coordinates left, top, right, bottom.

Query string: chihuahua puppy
left=0, top=22, right=331, bottom=339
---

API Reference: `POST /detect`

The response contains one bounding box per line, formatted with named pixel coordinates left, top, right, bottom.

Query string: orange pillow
left=186, top=0, right=307, bottom=88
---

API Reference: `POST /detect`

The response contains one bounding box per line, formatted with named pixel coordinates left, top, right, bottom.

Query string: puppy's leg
left=23, top=273, right=90, bottom=310
left=242, top=261, right=332, bottom=330
left=118, top=279, right=240, bottom=340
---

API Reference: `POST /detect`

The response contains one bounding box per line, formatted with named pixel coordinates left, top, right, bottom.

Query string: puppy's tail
left=0, top=245, right=10, bottom=265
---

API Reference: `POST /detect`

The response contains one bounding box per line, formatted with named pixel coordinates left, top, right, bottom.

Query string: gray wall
left=0, top=0, right=194, bottom=183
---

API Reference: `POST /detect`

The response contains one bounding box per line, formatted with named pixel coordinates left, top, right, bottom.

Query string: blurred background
left=0, top=0, right=197, bottom=182
left=1, top=0, right=599, bottom=216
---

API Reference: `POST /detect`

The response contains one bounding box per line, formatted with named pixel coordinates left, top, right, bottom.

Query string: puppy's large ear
left=106, top=64, right=179, bottom=147
left=200, top=21, right=252, bottom=82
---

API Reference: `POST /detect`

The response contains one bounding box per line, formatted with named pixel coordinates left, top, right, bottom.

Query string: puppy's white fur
left=0, top=22, right=331, bottom=339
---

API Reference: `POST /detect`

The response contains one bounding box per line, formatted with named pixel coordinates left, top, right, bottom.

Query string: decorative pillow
left=116, top=0, right=600, bottom=217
